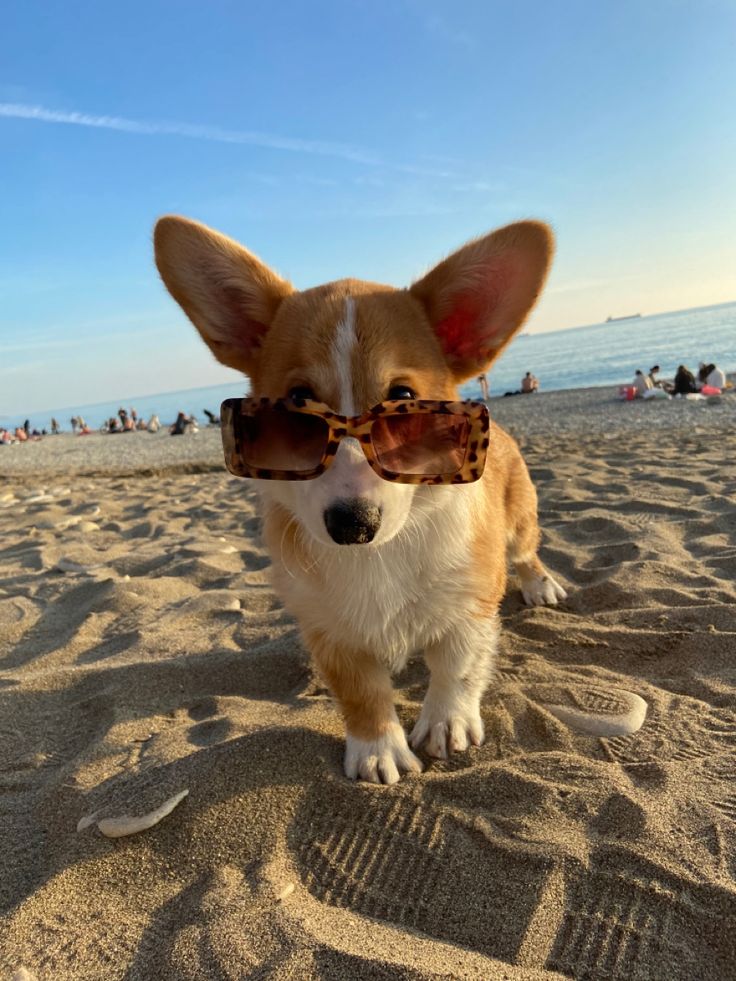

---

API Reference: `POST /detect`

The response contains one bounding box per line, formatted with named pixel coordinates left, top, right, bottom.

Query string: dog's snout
left=323, top=498, right=382, bottom=545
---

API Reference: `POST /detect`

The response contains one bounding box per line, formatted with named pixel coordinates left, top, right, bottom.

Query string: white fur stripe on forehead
left=333, top=297, right=357, bottom=416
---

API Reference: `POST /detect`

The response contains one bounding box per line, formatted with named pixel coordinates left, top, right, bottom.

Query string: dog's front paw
left=410, top=708, right=484, bottom=759
left=344, top=725, right=423, bottom=785
left=521, top=571, right=567, bottom=607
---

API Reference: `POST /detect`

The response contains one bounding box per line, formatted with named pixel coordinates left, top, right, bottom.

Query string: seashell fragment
left=181, top=540, right=237, bottom=555
left=97, top=788, right=189, bottom=838
left=77, top=812, right=99, bottom=832
left=56, top=558, right=101, bottom=574
left=277, top=882, right=295, bottom=902
left=40, top=516, right=85, bottom=531
left=56, top=516, right=82, bottom=531
left=77, top=520, right=100, bottom=533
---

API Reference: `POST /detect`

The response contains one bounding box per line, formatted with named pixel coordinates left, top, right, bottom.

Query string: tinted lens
left=231, top=404, right=329, bottom=473
left=371, top=413, right=469, bottom=475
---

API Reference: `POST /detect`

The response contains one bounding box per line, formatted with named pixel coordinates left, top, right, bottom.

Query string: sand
left=1, top=387, right=735, bottom=979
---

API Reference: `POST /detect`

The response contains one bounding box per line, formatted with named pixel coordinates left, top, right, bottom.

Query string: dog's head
left=154, top=218, right=552, bottom=547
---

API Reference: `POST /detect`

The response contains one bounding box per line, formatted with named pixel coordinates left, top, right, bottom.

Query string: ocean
left=4, top=301, right=735, bottom=431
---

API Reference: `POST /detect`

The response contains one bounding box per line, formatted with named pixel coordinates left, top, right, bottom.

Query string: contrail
left=0, top=102, right=456, bottom=177
left=0, top=102, right=382, bottom=164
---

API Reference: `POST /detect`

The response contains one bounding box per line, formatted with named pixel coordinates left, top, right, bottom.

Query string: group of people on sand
left=0, top=419, right=46, bottom=445
left=70, top=416, right=90, bottom=434
left=170, top=408, right=222, bottom=434
left=101, top=407, right=161, bottom=434
left=477, top=371, right=540, bottom=400
left=102, top=406, right=221, bottom=436
left=170, top=411, right=197, bottom=435
left=3, top=405, right=222, bottom=445
left=629, top=362, right=730, bottom=400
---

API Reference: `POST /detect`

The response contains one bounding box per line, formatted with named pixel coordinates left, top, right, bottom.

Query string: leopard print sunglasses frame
left=220, top=397, right=490, bottom=485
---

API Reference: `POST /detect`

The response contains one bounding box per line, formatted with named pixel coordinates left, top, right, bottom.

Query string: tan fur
left=154, top=216, right=293, bottom=375
left=154, top=215, right=566, bottom=782
left=305, top=628, right=398, bottom=741
left=253, top=281, right=458, bottom=407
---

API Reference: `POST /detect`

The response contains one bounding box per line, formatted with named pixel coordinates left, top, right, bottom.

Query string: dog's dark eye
left=387, top=385, right=416, bottom=400
left=288, top=386, right=316, bottom=401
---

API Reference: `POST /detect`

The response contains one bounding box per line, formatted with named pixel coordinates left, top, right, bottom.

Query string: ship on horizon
left=606, top=312, right=642, bottom=322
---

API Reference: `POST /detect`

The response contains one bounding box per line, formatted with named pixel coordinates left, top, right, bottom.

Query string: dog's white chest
left=273, top=492, right=478, bottom=668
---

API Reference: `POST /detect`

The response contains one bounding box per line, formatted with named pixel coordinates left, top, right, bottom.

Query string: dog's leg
left=308, top=631, right=422, bottom=785
left=514, top=553, right=567, bottom=606
left=410, top=616, right=497, bottom=759
left=507, top=461, right=567, bottom=607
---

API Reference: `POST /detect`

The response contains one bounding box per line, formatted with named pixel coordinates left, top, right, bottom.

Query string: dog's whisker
left=296, top=524, right=320, bottom=575
left=279, top=514, right=300, bottom=580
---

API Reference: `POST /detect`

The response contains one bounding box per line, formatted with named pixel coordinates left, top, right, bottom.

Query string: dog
left=154, top=216, right=566, bottom=784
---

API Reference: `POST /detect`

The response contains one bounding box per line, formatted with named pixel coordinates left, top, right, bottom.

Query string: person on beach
left=672, top=365, right=698, bottom=396
left=632, top=370, right=653, bottom=397
left=477, top=374, right=490, bottom=401
left=704, top=363, right=726, bottom=389
left=203, top=408, right=221, bottom=426
left=170, top=411, right=191, bottom=436
left=647, top=366, right=673, bottom=393
left=147, top=414, right=161, bottom=433
left=50, top=418, right=60, bottom=434
left=521, top=371, right=539, bottom=393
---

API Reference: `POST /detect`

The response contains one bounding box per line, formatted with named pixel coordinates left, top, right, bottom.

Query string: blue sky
left=1, top=0, right=735, bottom=415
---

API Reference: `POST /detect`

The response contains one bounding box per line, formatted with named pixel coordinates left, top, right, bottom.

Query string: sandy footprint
left=602, top=694, right=736, bottom=765
left=546, top=848, right=736, bottom=981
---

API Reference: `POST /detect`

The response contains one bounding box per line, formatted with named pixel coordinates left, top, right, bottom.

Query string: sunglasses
left=220, top=397, right=490, bottom=484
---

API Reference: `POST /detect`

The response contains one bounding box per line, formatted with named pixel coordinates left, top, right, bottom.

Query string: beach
left=1, top=384, right=735, bottom=980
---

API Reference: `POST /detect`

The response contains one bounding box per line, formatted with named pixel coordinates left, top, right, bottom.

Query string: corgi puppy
left=154, top=217, right=566, bottom=784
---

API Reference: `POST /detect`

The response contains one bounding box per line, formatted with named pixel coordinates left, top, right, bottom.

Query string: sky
left=1, top=0, right=735, bottom=416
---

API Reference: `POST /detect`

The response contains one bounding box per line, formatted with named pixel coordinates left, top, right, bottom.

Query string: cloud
left=0, top=101, right=458, bottom=178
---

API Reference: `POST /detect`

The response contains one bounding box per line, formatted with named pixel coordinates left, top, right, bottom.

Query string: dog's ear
left=409, top=221, right=553, bottom=381
left=154, top=216, right=293, bottom=375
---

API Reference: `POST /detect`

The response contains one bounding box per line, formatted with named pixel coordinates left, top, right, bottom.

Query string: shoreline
left=1, top=378, right=734, bottom=479
left=2, top=357, right=733, bottom=433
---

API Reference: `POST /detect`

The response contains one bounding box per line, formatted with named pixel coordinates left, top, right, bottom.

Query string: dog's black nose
left=323, top=499, right=382, bottom=545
